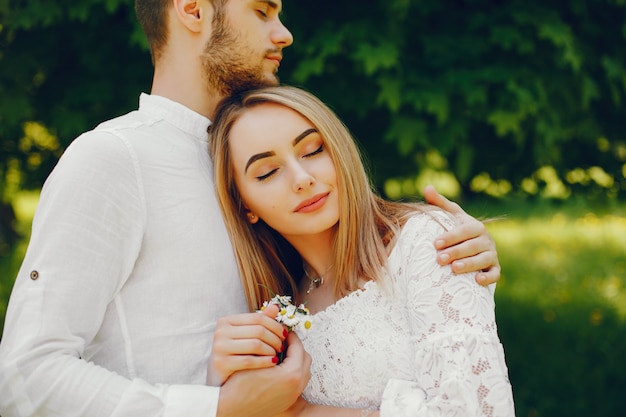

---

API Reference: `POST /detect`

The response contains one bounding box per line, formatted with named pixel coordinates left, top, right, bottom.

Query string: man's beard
left=201, top=14, right=279, bottom=97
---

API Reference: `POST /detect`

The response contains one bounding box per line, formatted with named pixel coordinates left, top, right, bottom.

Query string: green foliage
left=282, top=0, right=626, bottom=197
left=0, top=0, right=151, bottom=197
left=484, top=207, right=626, bottom=416
left=1, top=0, right=626, bottom=202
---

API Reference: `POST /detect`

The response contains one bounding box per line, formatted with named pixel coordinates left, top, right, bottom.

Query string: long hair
left=209, top=86, right=431, bottom=311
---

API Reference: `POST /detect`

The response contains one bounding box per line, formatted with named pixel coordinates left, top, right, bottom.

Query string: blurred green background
left=1, top=1, right=625, bottom=416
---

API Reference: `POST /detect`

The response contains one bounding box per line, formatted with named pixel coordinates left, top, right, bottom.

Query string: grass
left=468, top=197, right=626, bottom=417
left=1, top=192, right=625, bottom=416
left=490, top=211, right=626, bottom=317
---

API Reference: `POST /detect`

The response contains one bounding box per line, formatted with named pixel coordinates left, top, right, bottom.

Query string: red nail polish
left=283, top=329, right=288, bottom=338
left=272, top=356, right=279, bottom=364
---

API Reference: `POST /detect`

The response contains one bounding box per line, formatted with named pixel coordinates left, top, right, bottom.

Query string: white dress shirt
left=0, top=94, right=248, bottom=417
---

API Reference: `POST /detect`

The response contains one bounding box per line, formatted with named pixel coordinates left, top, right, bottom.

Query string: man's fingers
left=423, top=185, right=502, bottom=287
left=424, top=185, right=464, bottom=215
left=209, top=351, right=280, bottom=386
left=279, top=332, right=311, bottom=391
left=476, top=265, right=501, bottom=286
left=280, top=333, right=309, bottom=368
left=435, top=220, right=484, bottom=251
left=449, top=250, right=496, bottom=274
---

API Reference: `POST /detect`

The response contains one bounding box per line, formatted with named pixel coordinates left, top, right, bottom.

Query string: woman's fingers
left=207, top=306, right=286, bottom=385
left=212, top=327, right=283, bottom=357
left=215, top=306, right=285, bottom=352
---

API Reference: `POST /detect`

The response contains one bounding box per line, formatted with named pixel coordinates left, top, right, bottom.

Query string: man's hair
left=135, top=0, right=170, bottom=62
left=135, top=0, right=227, bottom=62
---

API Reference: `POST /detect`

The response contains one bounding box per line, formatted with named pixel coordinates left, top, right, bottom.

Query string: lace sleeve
left=379, top=212, right=515, bottom=417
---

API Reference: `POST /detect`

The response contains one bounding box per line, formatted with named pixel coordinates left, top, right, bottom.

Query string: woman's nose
left=291, top=165, right=315, bottom=192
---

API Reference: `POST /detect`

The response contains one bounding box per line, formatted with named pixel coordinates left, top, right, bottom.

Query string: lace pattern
left=299, top=212, right=515, bottom=416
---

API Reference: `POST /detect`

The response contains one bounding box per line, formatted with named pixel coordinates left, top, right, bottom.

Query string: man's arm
left=423, top=185, right=501, bottom=286
left=0, top=132, right=220, bottom=417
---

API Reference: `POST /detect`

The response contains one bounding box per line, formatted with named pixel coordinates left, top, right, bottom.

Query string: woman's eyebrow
left=292, top=128, right=318, bottom=146
left=245, top=151, right=275, bottom=173
left=244, top=128, right=318, bottom=173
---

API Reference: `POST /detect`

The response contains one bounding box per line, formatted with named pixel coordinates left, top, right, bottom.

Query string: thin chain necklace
left=303, top=263, right=333, bottom=294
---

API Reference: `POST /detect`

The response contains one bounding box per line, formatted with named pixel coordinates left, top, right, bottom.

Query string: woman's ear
left=172, top=0, right=210, bottom=33
left=246, top=211, right=260, bottom=224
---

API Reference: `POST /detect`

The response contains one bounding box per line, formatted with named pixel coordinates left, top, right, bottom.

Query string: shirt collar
left=139, top=93, right=212, bottom=143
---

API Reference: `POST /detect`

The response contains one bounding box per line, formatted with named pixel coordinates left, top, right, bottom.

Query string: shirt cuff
left=164, top=384, right=220, bottom=417
left=379, top=379, right=426, bottom=417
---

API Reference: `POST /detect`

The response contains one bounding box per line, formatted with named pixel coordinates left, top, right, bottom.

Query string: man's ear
left=172, top=0, right=211, bottom=33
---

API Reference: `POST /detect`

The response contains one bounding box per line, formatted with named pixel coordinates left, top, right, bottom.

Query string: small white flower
left=257, top=293, right=312, bottom=334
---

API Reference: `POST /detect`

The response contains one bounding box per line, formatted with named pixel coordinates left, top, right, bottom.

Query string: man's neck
left=151, top=63, right=223, bottom=120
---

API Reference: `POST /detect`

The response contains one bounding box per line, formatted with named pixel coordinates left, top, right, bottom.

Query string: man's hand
left=207, top=304, right=286, bottom=386
left=217, top=332, right=312, bottom=417
left=424, top=185, right=501, bottom=286
left=272, top=396, right=308, bottom=417
left=272, top=397, right=381, bottom=417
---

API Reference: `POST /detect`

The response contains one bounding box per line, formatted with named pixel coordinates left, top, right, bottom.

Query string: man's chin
left=264, top=73, right=280, bottom=86
left=217, top=72, right=281, bottom=96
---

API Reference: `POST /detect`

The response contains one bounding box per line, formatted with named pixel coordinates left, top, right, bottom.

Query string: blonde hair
left=209, top=86, right=431, bottom=311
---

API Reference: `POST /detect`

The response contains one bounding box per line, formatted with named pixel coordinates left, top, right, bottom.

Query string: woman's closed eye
left=255, top=168, right=278, bottom=182
left=303, top=144, right=324, bottom=158
left=252, top=141, right=323, bottom=182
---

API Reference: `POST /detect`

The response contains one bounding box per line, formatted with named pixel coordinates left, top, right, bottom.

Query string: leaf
left=385, top=116, right=429, bottom=156
left=351, top=41, right=399, bottom=76
left=538, top=19, right=582, bottom=72
left=376, top=77, right=402, bottom=112
left=487, top=110, right=523, bottom=137
left=455, top=144, right=475, bottom=183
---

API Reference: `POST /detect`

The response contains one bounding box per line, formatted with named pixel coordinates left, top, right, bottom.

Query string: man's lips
left=266, top=54, right=282, bottom=66
left=294, top=192, right=330, bottom=213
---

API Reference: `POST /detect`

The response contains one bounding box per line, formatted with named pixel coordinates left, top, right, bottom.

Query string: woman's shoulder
left=385, top=209, right=459, bottom=278
left=400, top=208, right=457, bottom=240
left=385, top=209, right=454, bottom=272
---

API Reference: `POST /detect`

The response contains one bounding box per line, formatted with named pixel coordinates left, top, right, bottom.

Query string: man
left=0, top=1, right=500, bottom=416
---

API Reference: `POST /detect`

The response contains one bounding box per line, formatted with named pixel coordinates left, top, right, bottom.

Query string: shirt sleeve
left=0, top=131, right=219, bottom=417
left=379, top=212, right=515, bottom=417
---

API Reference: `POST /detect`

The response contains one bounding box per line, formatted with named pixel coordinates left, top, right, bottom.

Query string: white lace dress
left=298, top=212, right=515, bottom=416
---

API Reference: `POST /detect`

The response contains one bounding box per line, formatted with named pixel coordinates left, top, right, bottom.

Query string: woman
left=207, top=86, right=515, bottom=416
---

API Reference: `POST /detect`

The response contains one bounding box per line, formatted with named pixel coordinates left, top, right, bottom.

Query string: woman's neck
left=284, top=229, right=335, bottom=279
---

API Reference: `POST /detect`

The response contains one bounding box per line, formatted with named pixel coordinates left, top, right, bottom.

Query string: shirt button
left=30, top=270, right=39, bottom=280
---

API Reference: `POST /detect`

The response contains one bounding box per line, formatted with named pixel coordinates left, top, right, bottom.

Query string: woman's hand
left=207, top=304, right=287, bottom=386
left=217, top=332, right=312, bottom=417
left=424, top=185, right=501, bottom=286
